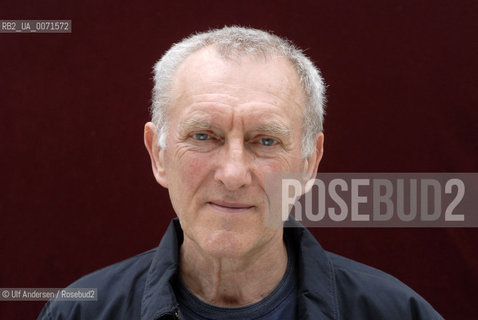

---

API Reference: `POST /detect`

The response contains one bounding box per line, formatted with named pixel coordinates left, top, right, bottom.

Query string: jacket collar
left=141, top=218, right=338, bottom=320
left=141, top=219, right=182, bottom=320
left=284, top=218, right=339, bottom=319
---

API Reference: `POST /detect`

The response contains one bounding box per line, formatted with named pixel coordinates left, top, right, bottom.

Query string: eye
left=193, top=133, right=210, bottom=141
left=258, top=137, right=278, bottom=146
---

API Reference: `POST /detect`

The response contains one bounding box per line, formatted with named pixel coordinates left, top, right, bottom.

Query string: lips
left=208, top=200, right=254, bottom=213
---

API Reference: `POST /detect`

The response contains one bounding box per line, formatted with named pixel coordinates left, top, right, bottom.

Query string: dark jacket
left=38, top=218, right=444, bottom=319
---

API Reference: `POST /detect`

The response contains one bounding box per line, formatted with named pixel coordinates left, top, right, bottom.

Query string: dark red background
left=1, top=1, right=477, bottom=319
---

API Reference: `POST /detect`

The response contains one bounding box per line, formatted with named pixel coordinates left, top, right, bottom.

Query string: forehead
left=168, top=46, right=306, bottom=117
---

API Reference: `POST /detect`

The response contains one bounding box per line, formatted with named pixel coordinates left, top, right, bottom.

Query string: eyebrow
left=253, top=121, right=291, bottom=138
left=178, top=118, right=215, bottom=133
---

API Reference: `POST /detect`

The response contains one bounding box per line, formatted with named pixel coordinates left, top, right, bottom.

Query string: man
left=38, top=27, right=443, bottom=319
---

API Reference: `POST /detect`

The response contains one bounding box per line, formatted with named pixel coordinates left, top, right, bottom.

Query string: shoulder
left=37, top=248, right=156, bottom=320
left=327, top=251, right=444, bottom=320
left=72, top=248, right=156, bottom=287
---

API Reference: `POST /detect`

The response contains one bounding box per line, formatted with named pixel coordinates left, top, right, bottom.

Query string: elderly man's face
left=146, top=47, right=323, bottom=258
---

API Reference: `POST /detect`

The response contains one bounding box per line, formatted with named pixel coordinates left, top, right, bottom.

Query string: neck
left=179, top=232, right=288, bottom=307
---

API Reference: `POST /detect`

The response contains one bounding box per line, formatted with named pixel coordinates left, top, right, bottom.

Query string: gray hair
left=151, top=26, right=326, bottom=158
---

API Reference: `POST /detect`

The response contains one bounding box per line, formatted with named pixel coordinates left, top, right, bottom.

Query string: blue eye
left=258, top=137, right=277, bottom=146
left=193, top=133, right=210, bottom=141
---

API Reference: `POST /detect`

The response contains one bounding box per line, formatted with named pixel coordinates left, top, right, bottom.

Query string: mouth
left=208, top=200, right=255, bottom=214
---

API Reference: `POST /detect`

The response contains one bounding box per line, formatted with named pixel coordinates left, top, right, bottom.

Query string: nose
left=214, top=140, right=252, bottom=191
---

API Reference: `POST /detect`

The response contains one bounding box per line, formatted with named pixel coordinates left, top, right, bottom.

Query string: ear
left=144, top=122, right=168, bottom=188
left=303, top=132, right=324, bottom=180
